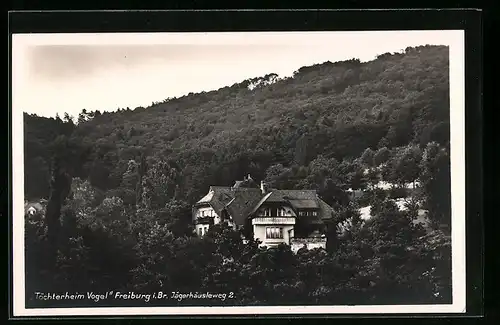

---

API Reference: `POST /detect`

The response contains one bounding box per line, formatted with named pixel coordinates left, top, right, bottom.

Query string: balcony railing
left=252, top=217, right=295, bottom=225
left=290, top=237, right=327, bottom=244
left=195, top=216, right=214, bottom=225
left=290, top=236, right=327, bottom=252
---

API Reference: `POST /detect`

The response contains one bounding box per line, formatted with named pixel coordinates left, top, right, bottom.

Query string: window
left=299, top=211, right=305, bottom=216
left=204, top=226, right=209, bottom=234
left=198, top=227, right=203, bottom=236
left=312, top=211, right=318, bottom=216
left=266, top=227, right=284, bottom=239
left=277, top=208, right=286, bottom=216
left=263, top=208, right=271, bottom=216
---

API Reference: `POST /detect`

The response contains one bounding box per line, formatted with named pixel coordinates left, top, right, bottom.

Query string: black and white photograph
left=11, top=28, right=468, bottom=316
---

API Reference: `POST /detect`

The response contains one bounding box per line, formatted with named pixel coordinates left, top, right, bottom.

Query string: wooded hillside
left=24, top=45, right=449, bottom=204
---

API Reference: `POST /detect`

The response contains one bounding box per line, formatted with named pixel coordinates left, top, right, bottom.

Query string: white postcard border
left=11, top=30, right=466, bottom=316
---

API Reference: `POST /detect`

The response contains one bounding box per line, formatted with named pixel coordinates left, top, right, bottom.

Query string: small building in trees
left=24, top=199, right=47, bottom=217
left=192, top=175, right=334, bottom=250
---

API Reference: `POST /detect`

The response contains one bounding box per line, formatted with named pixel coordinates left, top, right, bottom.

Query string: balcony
left=252, top=217, right=295, bottom=225
left=290, top=236, right=327, bottom=253
left=195, top=216, right=214, bottom=225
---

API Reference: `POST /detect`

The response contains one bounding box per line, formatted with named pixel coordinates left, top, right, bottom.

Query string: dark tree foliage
left=420, top=142, right=451, bottom=232
left=23, top=45, right=452, bottom=307
left=24, top=113, right=75, bottom=200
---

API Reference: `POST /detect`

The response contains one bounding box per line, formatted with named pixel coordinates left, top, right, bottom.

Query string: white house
left=27, top=206, right=37, bottom=215
left=192, top=175, right=335, bottom=249
left=24, top=200, right=46, bottom=217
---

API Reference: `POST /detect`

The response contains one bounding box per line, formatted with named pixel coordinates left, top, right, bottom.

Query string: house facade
left=192, top=175, right=335, bottom=249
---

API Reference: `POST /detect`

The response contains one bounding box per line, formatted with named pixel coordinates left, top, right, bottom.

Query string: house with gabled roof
left=24, top=199, right=47, bottom=217
left=192, top=175, right=335, bottom=250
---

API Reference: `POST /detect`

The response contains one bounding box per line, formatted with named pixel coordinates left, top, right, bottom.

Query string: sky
left=12, top=31, right=458, bottom=118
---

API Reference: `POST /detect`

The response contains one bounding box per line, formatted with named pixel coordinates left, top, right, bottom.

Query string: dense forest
left=23, top=45, right=452, bottom=307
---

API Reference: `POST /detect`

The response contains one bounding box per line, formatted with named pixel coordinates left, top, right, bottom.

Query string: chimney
left=260, top=180, right=266, bottom=194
